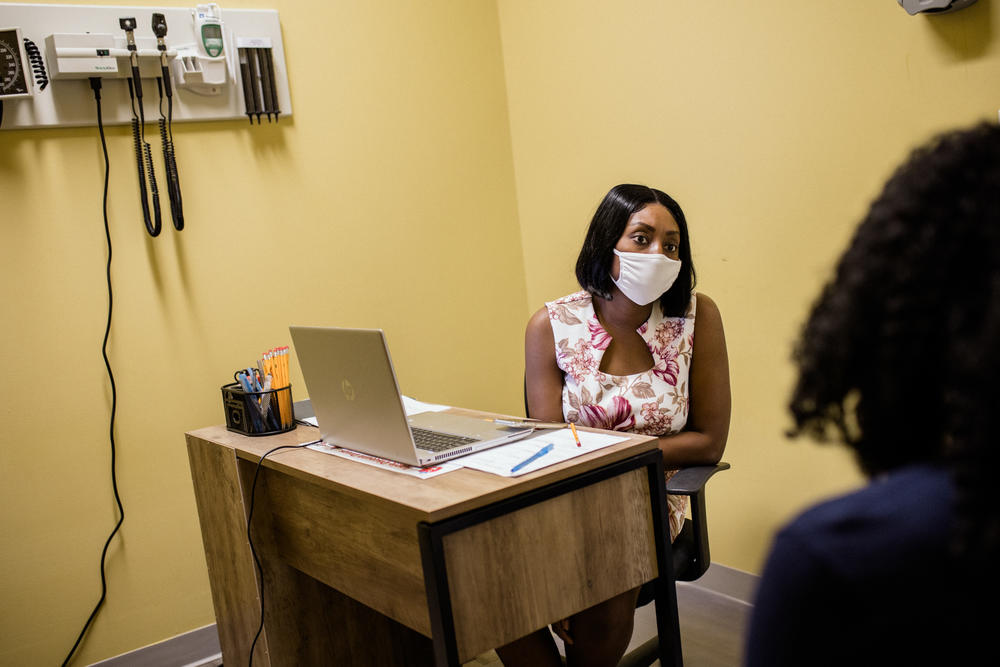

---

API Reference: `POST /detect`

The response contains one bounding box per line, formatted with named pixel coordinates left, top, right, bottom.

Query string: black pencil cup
left=222, top=382, right=296, bottom=436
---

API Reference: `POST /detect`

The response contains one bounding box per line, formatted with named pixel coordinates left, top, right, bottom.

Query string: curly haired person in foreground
left=745, top=122, right=1000, bottom=666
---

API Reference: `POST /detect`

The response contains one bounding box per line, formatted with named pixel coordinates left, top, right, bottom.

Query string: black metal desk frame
left=418, top=449, right=682, bottom=667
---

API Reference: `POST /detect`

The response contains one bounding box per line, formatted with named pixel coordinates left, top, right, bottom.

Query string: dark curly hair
left=789, top=122, right=1000, bottom=565
left=575, top=184, right=696, bottom=317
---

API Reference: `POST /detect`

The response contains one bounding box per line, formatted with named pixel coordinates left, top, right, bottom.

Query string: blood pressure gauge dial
left=0, top=28, right=31, bottom=98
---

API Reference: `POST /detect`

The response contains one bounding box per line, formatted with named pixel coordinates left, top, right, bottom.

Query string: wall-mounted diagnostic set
left=1, top=3, right=291, bottom=239
left=0, top=3, right=291, bottom=129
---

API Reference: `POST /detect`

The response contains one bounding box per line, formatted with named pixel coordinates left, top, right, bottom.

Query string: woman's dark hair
left=789, top=122, right=1000, bottom=564
left=575, top=184, right=696, bottom=317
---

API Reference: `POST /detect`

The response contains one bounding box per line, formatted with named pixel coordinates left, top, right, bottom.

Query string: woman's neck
left=594, top=288, right=653, bottom=332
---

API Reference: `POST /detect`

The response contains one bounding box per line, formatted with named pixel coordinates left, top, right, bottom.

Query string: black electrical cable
left=61, top=76, right=124, bottom=667
left=245, top=440, right=319, bottom=667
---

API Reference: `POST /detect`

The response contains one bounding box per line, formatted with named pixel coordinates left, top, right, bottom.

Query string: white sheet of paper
left=299, top=395, right=450, bottom=427
left=458, top=427, right=628, bottom=477
left=402, top=395, right=451, bottom=415
left=307, top=442, right=462, bottom=479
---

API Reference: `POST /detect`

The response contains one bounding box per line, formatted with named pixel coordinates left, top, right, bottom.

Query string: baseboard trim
left=684, top=562, right=758, bottom=606
left=87, top=565, right=755, bottom=666
left=88, top=624, right=221, bottom=667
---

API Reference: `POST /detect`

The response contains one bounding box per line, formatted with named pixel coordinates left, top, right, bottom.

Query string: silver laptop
left=289, top=326, right=535, bottom=467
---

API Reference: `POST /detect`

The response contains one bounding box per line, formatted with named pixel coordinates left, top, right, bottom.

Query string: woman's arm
left=659, top=293, right=731, bottom=466
left=524, top=307, right=565, bottom=422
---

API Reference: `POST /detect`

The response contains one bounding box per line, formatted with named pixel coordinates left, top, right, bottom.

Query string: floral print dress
left=546, top=290, right=697, bottom=539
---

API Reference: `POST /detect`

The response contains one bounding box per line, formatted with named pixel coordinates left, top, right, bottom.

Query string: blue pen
left=236, top=372, right=252, bottom=393
left=510, top=442, right=555, bottom=473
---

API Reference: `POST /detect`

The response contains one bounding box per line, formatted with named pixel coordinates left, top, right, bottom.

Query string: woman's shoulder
left=693, top=292, right=720, bottom=317
left=777, top=465, right=952, bottom=570
left=530, top=291, right=590, bottom=329
left=796, top=465, right=950, bottom=525
left=542, top=290, right=595, bottom=328
left=546, top=290, right=592, bottom=308
left=525, top=305, right=557, bottom=361
left=689, top=292, right=725, bottom=334
left=526, top=305, right=552, bottom=334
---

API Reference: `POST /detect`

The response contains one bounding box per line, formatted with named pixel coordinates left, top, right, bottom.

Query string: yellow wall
left=0, top=1, right=525, bottom=664
left=3, top=0, right=1000, bottom=663
left=497, top=0, right=1000, bottom=574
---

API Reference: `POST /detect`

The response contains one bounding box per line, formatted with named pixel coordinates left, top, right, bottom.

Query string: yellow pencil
left=569, top=422, right=581, bottom=447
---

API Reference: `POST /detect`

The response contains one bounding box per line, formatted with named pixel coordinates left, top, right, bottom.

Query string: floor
left=464, top=578, right=752, bottom=667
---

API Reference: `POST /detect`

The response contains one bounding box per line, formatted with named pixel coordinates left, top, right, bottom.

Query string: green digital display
left=201, top=23, right=223, bottom=57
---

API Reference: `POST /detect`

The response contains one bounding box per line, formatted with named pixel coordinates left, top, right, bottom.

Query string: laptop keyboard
left=411, top=427, right=479, bottom=452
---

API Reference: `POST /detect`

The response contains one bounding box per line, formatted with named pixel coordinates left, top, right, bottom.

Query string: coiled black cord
left=126, top=77, right=161, bottom=237
left=158, top=117, right=171, bottom=177
left=144, top=138, right=161, bottom=227
left=62, top=76, right=124, bottom=667
left=157, top=76, right=184, bottom=230
left=22, top=38, right=48, bottom=91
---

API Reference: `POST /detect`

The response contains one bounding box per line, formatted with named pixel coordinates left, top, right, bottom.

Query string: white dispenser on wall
left=172, top=3, right=227, bottom=95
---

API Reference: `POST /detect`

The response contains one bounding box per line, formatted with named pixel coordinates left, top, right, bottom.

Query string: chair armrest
left=665, top=462, right=730, bottom=496
left=666, top=462, right=730, bottom=582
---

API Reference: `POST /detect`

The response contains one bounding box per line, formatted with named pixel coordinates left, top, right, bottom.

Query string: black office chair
left=619, top=462, right=729, bottom=667
left=523, top=383, right=729, bottom=667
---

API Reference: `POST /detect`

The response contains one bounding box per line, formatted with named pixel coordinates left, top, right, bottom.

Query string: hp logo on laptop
left=341, top=378, right=356, bottom=401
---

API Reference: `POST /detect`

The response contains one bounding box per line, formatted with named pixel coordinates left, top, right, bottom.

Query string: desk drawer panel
left=261, top=468, right=432, bottom=636
left=442, top=467, right=656, bottom=661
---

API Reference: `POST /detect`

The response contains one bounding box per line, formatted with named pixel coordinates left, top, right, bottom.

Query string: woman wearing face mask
left=497, top=184, right=731, bottom=667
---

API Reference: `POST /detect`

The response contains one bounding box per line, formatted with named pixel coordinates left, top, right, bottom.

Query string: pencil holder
left=221, top=382, right=296, bottom=436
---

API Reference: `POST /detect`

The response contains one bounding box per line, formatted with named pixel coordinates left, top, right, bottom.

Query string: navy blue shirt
left=745, top=465, right=985, bottom=666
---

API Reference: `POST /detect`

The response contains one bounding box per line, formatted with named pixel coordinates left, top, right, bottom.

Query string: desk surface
left=188, top=407, right=659, bottom=523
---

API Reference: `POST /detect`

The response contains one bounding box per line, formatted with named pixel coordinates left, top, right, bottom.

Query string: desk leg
left=419, top=524, right=460, bottom=667
left=187, top=436, right=271, bottom=666
left=648, top=461, right=683, bottom=667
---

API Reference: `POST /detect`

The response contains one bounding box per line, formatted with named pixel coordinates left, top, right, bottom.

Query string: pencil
left=570, top=422, right=581, bottom=447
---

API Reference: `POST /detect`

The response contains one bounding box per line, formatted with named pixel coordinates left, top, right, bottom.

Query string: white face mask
left=612, top=249, right=682, bottom=306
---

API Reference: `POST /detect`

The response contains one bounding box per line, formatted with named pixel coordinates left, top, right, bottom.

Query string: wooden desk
left=186, top=414, right=679, bottom=666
